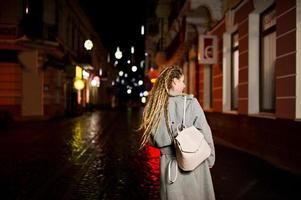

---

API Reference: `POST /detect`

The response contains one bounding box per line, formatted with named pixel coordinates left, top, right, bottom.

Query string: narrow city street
left=0, top=109, right=300, bottom=200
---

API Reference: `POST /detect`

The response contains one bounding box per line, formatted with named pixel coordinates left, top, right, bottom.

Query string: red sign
left=148, top=68, right=159, bottom=79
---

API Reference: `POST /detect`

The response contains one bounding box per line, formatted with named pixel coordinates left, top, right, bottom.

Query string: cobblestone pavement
left=0, top=108, right=300, bottom=200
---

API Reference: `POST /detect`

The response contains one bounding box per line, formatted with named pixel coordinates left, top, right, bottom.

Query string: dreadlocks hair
left=136, top=65, right=184, bottom=149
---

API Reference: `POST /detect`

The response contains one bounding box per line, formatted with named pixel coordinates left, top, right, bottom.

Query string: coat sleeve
left=191, top=98, right=215, bottom=168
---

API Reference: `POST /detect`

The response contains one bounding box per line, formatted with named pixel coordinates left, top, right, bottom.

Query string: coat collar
left=168, top=90, right=194, bottom=100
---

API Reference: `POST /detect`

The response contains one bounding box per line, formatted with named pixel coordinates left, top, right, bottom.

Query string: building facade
left=146, top=0, right=301, bottom=173
left=0, top=0, right=113, bottom=121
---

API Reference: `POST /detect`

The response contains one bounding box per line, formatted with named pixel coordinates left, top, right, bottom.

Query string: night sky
left=78, top=0, right=157, bottom=57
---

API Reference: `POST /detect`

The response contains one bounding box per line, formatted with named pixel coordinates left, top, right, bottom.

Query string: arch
left=190, top=0, right=223, bottom=22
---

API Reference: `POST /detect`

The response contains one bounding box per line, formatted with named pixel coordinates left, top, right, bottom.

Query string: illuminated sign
left=76, top=66, right=82, bottom=79
left=198, top=35, right=218, bottom=64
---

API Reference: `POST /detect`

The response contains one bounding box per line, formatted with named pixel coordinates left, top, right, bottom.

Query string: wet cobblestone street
left=0, top=108, right=300, bottom=200
left=0, top=109, right=159, bottom=200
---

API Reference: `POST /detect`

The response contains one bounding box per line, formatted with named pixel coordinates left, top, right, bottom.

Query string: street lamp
left=115, top=46, right=122, bottom=59
left=84, top=39, right=93, bottom=50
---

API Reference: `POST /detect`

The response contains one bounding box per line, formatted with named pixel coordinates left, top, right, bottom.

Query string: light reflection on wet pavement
left=0, top=108, right=300, bottom=200
left=0, top=109, right=160, bottom=200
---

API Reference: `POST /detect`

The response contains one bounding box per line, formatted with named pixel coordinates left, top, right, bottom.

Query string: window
left=0, top=50, right=18, bottom=63
left=204, top=65, right=213, bottom=109
left=260, top=6, right=276, bottom=112
left=231, top=32, right=239, bottom=110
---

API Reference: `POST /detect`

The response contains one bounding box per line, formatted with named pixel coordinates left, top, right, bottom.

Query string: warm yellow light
left=74, top=79, right=85, bottom=90
left=86, top=88, right=90, bottom=103
left=71, top=121, right=83, bottom=155
left=77, top=90, right=81, bottom=104
left=150, top=78, right=156, bottom=83
left=76, top=66, right=82, bottom=79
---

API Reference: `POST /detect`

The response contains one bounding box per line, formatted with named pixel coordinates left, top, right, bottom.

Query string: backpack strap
left=183, top=95, right=186, bottom=127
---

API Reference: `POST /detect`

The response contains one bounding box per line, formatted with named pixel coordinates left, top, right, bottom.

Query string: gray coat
left=149, top=94, right=216, bottom=200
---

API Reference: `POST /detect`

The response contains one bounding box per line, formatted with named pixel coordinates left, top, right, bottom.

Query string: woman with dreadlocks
left=138, top=65, right=216, bottom=200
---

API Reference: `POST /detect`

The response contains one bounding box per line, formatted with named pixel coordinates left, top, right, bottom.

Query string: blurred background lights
left=91, top=76, right=100, bottom=87
left=83, top=70, right=90, bottom=80
left=141, top=25, right=144, bottom=35
left=115, top=46, right=122, bottom=59
left=140, top=61, right=144, bottom=68
left=107, top=53, right=110, bottom=63
left=84, top=39, right=93, bottom=50
left=143, top=91, right=149, bottom=96
left=150, top=78, right=157, bottom=83
left=114, top=61, right=118, bottom=66
left=74, top=79, right=85, bottom=90
left=75, top=66, right=82, bottom=79
left=131, top=65, right=137, bottom=72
